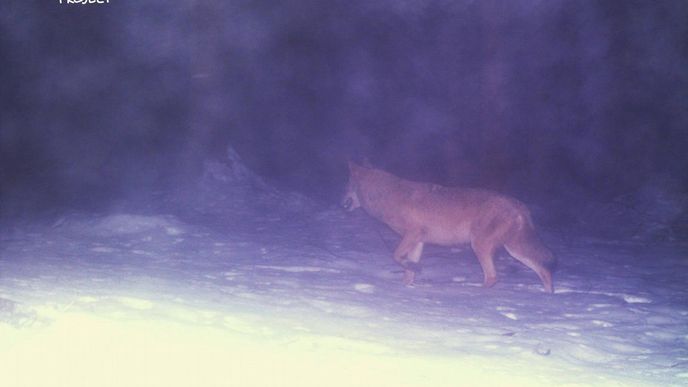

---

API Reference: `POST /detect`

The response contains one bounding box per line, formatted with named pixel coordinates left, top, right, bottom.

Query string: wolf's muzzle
left=342, top=197, right=353, bottom=211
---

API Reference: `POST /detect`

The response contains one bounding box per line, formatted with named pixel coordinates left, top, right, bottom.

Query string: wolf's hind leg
left=470, top=238, right=498, bottom=288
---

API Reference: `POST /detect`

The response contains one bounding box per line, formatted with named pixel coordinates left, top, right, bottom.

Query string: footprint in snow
left=90, top=246, right=116, bottom=253
left=255, top=265, right=340, bottom=273
left=354, top=283, right=375, bottom=294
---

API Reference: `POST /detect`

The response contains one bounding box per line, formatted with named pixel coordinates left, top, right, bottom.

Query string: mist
left=2, top=1, right=687, bottom=232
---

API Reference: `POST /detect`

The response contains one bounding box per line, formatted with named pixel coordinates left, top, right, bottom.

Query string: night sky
left=1, top=1, right=687, bottom=227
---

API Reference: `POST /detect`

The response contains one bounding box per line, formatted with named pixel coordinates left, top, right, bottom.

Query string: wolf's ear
left=347, top=159, right=356, bottom=171
left=347, top=156, right=371, bottom=173
left=347, top=159, right=365, bottom=178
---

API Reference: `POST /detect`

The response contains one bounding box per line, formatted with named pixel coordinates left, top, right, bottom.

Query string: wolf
left=342, top=161, right=556, bottom=293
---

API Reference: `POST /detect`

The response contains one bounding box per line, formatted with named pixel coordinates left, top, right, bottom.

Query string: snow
left=1, top=153, right=687, bottom=386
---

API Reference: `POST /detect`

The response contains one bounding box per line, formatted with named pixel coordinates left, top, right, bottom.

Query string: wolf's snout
left=342, top=197, right=353, bottom=211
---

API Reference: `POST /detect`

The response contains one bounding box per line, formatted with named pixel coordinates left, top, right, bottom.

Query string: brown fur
left=342, top=161, right=556, bottom=293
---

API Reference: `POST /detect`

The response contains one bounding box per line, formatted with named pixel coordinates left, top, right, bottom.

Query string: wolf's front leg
left=393, top=233, right=425, bottom=286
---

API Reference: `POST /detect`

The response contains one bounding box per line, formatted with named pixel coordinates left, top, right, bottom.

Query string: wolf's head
left=341, top=160, right=363, bottom=211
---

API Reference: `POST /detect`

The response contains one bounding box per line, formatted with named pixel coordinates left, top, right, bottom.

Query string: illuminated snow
left=0, top=163, right=686, bottom=386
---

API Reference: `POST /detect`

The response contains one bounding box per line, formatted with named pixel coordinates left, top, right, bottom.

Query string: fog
left=1, top=0, right=687, bottom=234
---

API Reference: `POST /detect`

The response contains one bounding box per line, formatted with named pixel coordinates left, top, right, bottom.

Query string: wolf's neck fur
left=357, top=168, right=430, bottom=223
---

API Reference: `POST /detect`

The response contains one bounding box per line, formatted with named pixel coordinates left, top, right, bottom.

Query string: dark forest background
left=1, top=1, right=687, bottom=235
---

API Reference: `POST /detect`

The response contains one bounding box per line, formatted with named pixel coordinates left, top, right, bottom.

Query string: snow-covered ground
left=1, top=156, right=687, bottom=386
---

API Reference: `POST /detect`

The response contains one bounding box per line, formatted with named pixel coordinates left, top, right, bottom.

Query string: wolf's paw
left=403, top=270, right=416, bottom=287
left=483, top=276, right=497, bottom=288
left=402, top=261, right=422, bottom=273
